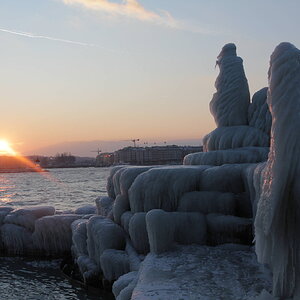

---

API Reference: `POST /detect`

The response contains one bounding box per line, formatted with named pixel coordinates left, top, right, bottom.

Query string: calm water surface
left=0, top=167, right=111, bottom=210
left=0, top=167, right=112, bottom=299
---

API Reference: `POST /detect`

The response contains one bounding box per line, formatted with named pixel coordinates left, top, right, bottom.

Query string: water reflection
left=0, top=257, right=113, bottom=300
left=0, top=168, right=110, bottom=210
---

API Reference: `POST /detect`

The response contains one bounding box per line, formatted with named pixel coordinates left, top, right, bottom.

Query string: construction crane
left=91, top=148, right=102, bottom=155
left=125, top=139, right=140, bottom=147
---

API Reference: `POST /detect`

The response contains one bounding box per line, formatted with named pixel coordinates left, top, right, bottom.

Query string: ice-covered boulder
left=146, top=209, right=207, bottom=254
left=1, top=223, right=34, bottom=255
left=32, top=214, right=81, bottom=256
left=254, top=42, right=300, bottom=298
left=0, top=206, right=14, bottom=224
left=121, top=211, right=133, bottom=234
left=118, top=166, right=154, bottom=196
left=112, top=271, right=138, bottom=300
left=200, top=164, right=248, bottom=194
left=95, top=196, right=114, bottom=217
left=184, top=147, right=269, bottom=166
left=129, top=166, right=209, bottom=213
left=207, top=214, right=253, bottom=245
left=100, top=249, right=130, bottom=281
left=87, top=216, right=126, bottom=266
left=4, top=206, right=55, bottom=232
left=210, top=43, right=250, bottom=127
left=74, top=205, right=96, bottom=215
left=113, top=195, right=130, bottom=224
left=77, top=255, right=99, bottom=285
left=203, top=126, right=269, bottom=152
left=71, top=219, right=88, bottom=257
left=244, top=162, right=266, bottom=218
left=177, top=191, right=236, bottom=215
left=248, top=87, right=272, bottom=135
left=107, top=166, right=126, bottom=199
left=128, top=213, right=149, bottom=254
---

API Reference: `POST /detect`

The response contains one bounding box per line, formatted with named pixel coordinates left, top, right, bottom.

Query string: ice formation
left=210, top=43, right=250, bottom=127
left=2, top=42, right=300, bottom=300
left=254, top=42, right=300, bottom=298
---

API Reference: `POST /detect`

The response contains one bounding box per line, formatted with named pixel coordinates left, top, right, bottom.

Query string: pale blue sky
left=0, top=0, right=299, bottom=155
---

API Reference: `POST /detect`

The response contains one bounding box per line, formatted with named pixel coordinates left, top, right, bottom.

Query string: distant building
left=95, top=152, right=114, bottom=167
left=112, top=145, right=202, bottom=166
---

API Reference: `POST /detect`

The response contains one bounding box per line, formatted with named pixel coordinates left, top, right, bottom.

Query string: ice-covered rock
left=86, top=216, right=126, bottom=266
left=207, top=214, right=253, bottom=245
left=71, top=219, right=88, bottom=257
left=254, top=42, right=300, bottom=298
left=112, top=271, right=138, bottom=300
left=203, top=126, right=270, bottom=152
left=100, top=249, right=130, bottom=281
left=107, top=166, right=126, bottom=199
left=177, top=191, right=236, bottom=215
left=1, top=223, right=34, bottom=255
left=77, top=255, right=99, bottom=285
left=146, top=209, right=175, bottom=254
left=74, top=205, right=96, bottom=215
left=248, top=87, right=272, bottom=135
left=32, top=214, right=81, bottom=256
left=121, top=211, right=133, bottom=234
left=129, top=213, right=149, bottom=254
left=129, top=166, right=209, bottom=213
left=113, top=195, right=130, bottom=224
left=95, top=196, right=114, bottom=217
left=4, top=206, right=55, bottom=232
left=125, top=238, right=142, bottom=272
left=0, top=206, right=14, bottom=224
left=146, top=209, right=207, bottom=254
left=244, top=162, right=266, bottom=218
left=119, top=166, right=154, bottom=196
left=200, top=164, right=248, bottom=194
left=184, top=147, right=269, bottom=166
left=210, top=43, right=250, bottom=127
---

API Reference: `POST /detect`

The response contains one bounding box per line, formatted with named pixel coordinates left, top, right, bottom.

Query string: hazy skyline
left=1, top=0, right=300, bottom=155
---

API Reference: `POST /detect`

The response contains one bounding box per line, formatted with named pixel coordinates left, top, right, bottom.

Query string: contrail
left=0, top=28, right=121, bottom=53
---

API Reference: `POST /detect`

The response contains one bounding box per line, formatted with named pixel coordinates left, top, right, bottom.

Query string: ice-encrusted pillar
left=255, top=42, right=300, bottom=298
left=210, top=43, right=250, bottom=127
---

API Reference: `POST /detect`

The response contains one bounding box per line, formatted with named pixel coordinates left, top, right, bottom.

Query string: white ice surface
left=95, top=196, right=114, bottom=217
left=100, top=249, right=130, bottom=281
left=132, top=245, right=272, bottom=300
left=32, top=214, right=81, bottom=256
left=254, top=42, right=300, bottom=298
left=129, top=166, right=209, bottom=213
left=4, top=206, right=55, bottom=232
left=203, top=126, right=269, bottom=152
left=184, top=147, right=269, bottom=166
left=210, top=43, right=250, bottom=127
left=177, top=191, right=236, bottom=215
left=248, top=87, right=271, bottom=135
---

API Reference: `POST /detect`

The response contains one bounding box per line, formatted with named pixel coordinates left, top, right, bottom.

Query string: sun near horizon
left=0, top=140, right=17, bottom=156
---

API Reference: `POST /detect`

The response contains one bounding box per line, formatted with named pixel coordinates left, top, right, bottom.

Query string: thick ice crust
left=210, top=43, right=250, bottom=127
left=184, top=147, right=269, bottom=166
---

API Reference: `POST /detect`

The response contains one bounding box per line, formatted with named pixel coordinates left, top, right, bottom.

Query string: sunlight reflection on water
left=0, top=167, right=111, bottom=210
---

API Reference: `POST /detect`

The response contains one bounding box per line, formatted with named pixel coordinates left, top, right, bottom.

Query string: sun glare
left=0, top=140, right=16, bottom=155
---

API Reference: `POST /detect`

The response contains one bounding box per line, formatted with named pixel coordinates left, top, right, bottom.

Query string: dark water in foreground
left=0, top=168, right=113, bottom=299
left=0, top=257, right=113, bottom=300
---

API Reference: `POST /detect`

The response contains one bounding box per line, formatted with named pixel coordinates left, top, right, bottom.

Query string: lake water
left=0, top=167, right=113, bottom=300
left=0, top=167, right=111, bottom=210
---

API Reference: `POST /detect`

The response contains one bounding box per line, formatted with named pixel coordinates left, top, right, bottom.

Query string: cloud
left=62, top=0, right=179, bottom=28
